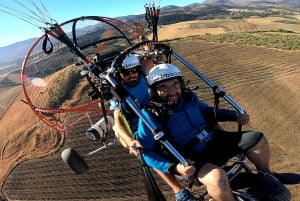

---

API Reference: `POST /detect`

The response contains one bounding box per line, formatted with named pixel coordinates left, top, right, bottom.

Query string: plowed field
left=1, top=40, right=300, bottom=200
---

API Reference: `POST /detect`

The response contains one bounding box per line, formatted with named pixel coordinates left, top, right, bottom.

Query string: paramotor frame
left=21, top=16, right=146, bottom=132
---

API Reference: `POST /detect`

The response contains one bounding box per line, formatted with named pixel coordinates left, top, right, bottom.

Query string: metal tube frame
left=172, top=51, right=245, bottom=115
left=99, top=47, right=248, bottom=167
left=102, top=72, right=189, bottom=166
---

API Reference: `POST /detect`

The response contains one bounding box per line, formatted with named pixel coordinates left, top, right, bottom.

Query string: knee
left=201, top=167, right=230, bottom=189
left=252, top=135, right=269, bottom=150
left=213, top=168, right=230, bottom=188
left=260, top=135, right=268, bottom=145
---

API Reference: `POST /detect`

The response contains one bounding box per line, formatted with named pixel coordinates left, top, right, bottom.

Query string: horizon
left=0, top=0, right=204, bottom=48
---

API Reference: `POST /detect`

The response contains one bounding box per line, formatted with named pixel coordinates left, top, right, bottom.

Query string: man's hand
left=236, top=113, right=250, bottom=125
left=128, top=140, right=143, bottom=156
left=176, top=161, right=196, bottom=177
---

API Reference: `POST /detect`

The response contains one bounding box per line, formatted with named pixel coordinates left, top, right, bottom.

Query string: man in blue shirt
left=137, top=63, right=271, bottom=201
left=110, top=54, right=152, bottom=156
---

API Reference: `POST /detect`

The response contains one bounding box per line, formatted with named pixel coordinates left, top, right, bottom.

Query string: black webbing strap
left=42, top=34, right=53, bottom=54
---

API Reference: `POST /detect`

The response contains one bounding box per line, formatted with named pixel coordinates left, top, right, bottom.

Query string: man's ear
left=148, top=87, right=161, bottom=102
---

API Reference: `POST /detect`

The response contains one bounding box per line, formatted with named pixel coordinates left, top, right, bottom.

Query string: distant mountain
left=202, top=0, right=300, bottom=7
left=1, top=1, right=299, bottom=70
left=0, top=38, right=37, bottom=68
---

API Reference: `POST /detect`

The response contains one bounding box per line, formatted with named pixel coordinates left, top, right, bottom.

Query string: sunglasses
left=121, top=68, right=139, bottom=76
left=156, top=81, right=181, bottom=93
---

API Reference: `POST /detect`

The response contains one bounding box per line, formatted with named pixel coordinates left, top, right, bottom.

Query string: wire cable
left=0, top=0, right=56, bottom=30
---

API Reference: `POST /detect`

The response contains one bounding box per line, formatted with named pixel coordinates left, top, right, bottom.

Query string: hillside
left=203, top=0, right=300, bottom=7
left=0, top=38, right=36, bottom=68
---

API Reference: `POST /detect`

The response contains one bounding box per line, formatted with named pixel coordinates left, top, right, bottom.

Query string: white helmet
left=121, top=54, right=141, bottom=70
left=147, top=63, right=182, bottom=86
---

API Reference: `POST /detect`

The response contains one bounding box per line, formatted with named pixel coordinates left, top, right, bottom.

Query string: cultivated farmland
left=1, top=40, right=299, bottom=200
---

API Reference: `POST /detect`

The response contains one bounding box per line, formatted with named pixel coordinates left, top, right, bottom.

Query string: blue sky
left=0, top=0, right=204, bottom=47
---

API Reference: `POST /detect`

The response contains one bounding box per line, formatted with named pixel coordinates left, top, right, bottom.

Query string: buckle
left=196, top=130, right=211, bottom=142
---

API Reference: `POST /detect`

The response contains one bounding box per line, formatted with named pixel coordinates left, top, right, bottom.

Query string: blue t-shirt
left=137, top=92, right=236, bottom=173
left=110, top=74, right=150, bottom=130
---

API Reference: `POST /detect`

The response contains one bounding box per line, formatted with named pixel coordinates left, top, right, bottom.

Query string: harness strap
left=184, top=129, right=212, bottom=148
left=196, top=130, right=211, bottom=141
left=42, top=34, right=53, bottom=54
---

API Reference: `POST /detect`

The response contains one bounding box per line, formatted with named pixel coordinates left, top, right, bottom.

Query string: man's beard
left=126, top=78, right=138, bottom=86
left=167, top=100, right=178, bottom=108
left=165, top=93, right=180, bottom=106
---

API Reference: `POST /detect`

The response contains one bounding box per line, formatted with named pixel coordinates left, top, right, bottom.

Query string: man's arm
left=137, top=112, right=175, bottom=173
left=113, top=108, right=142, bottom=155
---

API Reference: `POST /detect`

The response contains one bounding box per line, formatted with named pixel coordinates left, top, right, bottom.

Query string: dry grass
left=0, top=87, right=21, bottom=116
left=158, top=16, right=300, bottom=41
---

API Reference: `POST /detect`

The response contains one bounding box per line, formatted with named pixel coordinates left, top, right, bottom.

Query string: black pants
left=189, top=130, right=264, bottom=170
